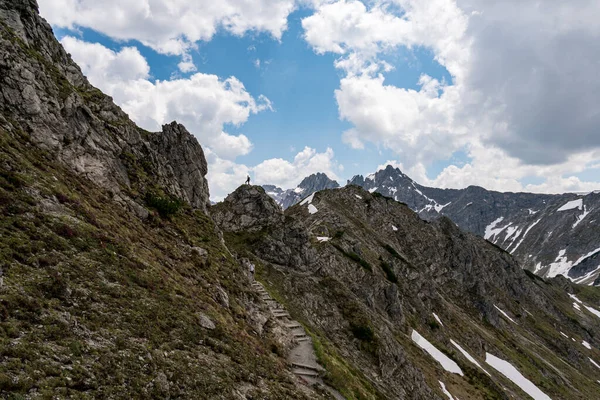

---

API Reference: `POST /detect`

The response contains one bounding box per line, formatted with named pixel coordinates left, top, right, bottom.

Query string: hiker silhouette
left=245, top=175, right=251, bottom=185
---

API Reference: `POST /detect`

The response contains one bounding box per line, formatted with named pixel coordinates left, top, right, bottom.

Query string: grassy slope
left=0, top=127, right=312, bottom=398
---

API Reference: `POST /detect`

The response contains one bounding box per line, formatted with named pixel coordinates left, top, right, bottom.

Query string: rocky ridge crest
left=0, top=0, right=210, bottom=214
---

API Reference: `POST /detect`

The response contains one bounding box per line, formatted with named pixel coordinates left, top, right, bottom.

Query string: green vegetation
left=309, top=331, right=383, bottom=400
left=331, top=243, right=372, bottom=272
left=145, top=192, right=184, bottom=218
left=0, top=127, right=310, bottom=398
left=378, top=257, right=398, bottom=283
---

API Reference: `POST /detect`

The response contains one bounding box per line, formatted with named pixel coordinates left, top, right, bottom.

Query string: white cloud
left=61, top=36, right=270, bottom=161
left=39, top=0, right=296, bottom=56
left=302, top=0, right=600, bottom=193
left=336, top=73, right=467, bottom=165
left=414, top=146, right=600, bottom=194
left=253, top=147, right=341, bottom=189
left=302, top=0, right=469, bottom=77
left=60, top=36, right=150, bottom=81
left=206, top=146, right=341, bottom=201
left=177, top=54, right=197, bottom=73
left=205, top=149, right=251, bottom=201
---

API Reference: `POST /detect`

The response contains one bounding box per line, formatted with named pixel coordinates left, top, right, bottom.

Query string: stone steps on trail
left=273, top=311, right=291, bottom=317
left=291, top=362, right=323, bottom=372
left=286, top=323, right=302, bottom=329
left=296, top=337, right=311, bottom=342
left=292, top=368, right=320, bottom=377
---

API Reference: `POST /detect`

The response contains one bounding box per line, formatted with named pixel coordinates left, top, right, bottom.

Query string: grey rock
left=0, top=0, right=210, bottom=214
left=198, top=313, right=215, bottom=330
left=215, top=285, right=229, bottom=308
left=212, top=185, right=284, bottom=233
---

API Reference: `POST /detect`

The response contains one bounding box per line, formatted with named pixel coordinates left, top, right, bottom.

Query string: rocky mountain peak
left=212, top=185, right=284, bottom=232
left=0, top=0, right=210, bottom=214
left=297, top=172, right=339, bottom=192
left=262, top=172, right=340, bottom=209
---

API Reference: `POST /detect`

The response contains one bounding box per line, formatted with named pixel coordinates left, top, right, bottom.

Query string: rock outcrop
left=0, top=0, right=210, bottom=214
left=212, top=185, right=284, bottom=232
left=350, top=165, right=600, bottom=284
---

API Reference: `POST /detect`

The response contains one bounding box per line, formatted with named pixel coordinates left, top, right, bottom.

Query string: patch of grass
left=309, top=331, right=383, bottom=400
left=378, top=257, right=398, bottom=283
left=145, top=192, right=184, bottom=218
left=331, top=243, right=372, bottom=272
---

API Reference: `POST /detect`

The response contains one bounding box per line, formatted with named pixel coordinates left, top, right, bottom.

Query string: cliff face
left=0, top=0, right=210, bottom=214
left=216, top=185, right=600, bottom=400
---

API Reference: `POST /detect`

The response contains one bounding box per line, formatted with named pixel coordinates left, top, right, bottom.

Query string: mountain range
left=349, top=166, right=600, bottom=285
left=264, top=166, right=599, bottom=286
left=2, top=1, right=600, bottom=399
left=263, top=172, right=340, bottom=209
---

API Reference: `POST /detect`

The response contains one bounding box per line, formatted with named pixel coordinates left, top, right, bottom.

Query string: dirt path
left=252, top=281, right=345, bottom=400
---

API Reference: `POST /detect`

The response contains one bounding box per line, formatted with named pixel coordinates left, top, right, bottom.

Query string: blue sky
left=40, top=0, right=600, bottom=199
left=54, top=8, right=454, bottom=184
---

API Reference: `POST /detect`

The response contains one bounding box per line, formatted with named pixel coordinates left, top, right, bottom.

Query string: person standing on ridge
left=245, top=175, right=251, bottom=185
left=249, top=262, right=255, bottom=281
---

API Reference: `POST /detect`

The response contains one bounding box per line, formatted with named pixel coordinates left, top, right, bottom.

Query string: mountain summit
left=263, top=172, right=339, bottom=209
left=351, top=165, right=600, bottom=285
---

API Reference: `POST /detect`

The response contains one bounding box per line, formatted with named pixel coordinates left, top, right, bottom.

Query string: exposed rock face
left=220, top=185, right=600, bottom=399
left=263, top=172, right=339, bottom=209
left=212, top=185, right=284, bottom=232
left=350, top=165, right=600, bottom=284
left=0, top=0, right=210, bottom=213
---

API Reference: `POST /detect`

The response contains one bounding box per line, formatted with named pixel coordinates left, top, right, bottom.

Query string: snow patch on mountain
left=511, top=218, right=542, bottom=253
left=485, top=353, right=551, bottom=400
left=438, top=381, right=455, bottom=400
left=494, top=305, right=517, bottom=323
left=411, top=330, right=463, bottom=375
left=573, top=206, right=590, bottom=228
left=557, top=199, right=583, bottom=212
left=547, top=249, right=572, bottom=278
left=582, top=341, right=591, bottom=350
left=300, top=193, right=315, bottom=206
left=485, top=217, right=508, bottom=240
left=451, top=340, right=490, bottom=376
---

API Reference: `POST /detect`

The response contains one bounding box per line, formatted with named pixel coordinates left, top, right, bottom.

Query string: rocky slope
left=0, top=1, right=330, bottom=398
left=263, top=173, right=339, bottom=209
left=0, top=0, right=210, bottom=215
left=215, top=184, right=600, bottom=399
left=350, top=166, right=600, bottom=284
